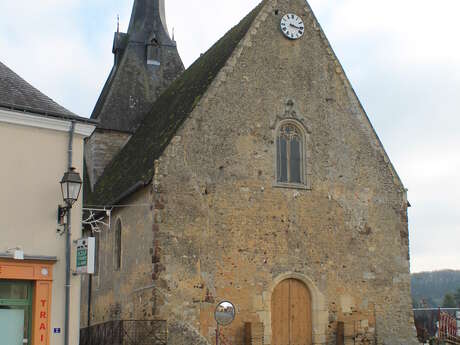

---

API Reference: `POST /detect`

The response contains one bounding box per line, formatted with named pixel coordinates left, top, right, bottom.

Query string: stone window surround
left=114, top=217, right=123, bottom=271
left=260, top=272, right=328, bottom=345
left=273, top=118, right=312, bottom=190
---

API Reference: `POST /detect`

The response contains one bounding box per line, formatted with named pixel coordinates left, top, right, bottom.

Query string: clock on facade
left=280, top=13, right=304, bottom=40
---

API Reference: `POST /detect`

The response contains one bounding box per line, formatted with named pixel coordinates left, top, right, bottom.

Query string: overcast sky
left=0, top=0, right=459, bottom=273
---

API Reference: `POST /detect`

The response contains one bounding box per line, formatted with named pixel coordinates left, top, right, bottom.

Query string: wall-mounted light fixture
left=58, top=167, right=82, bottom=225
left=60, top=167, right=82, bottom=206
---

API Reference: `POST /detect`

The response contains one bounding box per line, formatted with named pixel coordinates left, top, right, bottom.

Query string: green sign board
left=76, top=238, right=95, bottom=274
left=76, top=247, right=87, bottom=268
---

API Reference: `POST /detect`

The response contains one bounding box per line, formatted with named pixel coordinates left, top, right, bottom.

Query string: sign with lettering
left=33, top=281, right=53, bottom=345
left=53, top=328, right=61, bottom=334
left=76, top=238, right=95, bottom=274
left=39, top=297, right=48, bottom=343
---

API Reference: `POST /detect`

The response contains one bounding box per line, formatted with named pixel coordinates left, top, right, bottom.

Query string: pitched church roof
left=85, top=1, right=265, bottom=207
left=0, top=61, right=90, bottom=122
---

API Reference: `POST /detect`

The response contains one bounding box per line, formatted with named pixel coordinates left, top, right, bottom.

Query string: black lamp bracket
left=58, top=205, right=70, bottom=226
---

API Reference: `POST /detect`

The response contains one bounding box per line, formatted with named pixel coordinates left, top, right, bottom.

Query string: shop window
left=0, top=281, right=33, bottom=344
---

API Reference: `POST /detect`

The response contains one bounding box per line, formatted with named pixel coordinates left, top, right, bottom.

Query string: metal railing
left=414, top=308, right=460, bottom=344
left=439, top=311, right=460, bottom=344
left=80, top=320, right=167, bottom=345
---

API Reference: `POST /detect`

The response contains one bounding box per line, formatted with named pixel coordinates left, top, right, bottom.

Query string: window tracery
left=276, top=121, right=305, bottom=186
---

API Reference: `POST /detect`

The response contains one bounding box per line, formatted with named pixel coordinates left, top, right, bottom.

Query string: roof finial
left=117, top=14, right=120, bottom=33
left=172, top=27, right=175, bottom=41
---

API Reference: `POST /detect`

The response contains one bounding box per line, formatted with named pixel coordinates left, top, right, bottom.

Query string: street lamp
left=58, top=168, right=82, bottom=224
left=58, top=166, right=82, bottom=345
left=60, top=167, right=82, bottom=206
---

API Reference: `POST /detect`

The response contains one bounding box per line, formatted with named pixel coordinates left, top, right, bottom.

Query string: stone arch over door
left=262, top=272, right=327, bottom=345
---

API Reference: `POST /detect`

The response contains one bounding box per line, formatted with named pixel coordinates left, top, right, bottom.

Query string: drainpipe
left=65, top=121, right=75, bottom=345
left=87, top=242, right=92, bottom=328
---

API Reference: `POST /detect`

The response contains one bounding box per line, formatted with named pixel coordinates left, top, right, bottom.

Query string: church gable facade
left=82, top=1, right=417, bottom=344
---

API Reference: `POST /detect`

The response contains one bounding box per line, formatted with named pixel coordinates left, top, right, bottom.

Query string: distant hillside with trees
left=411, top=270, right=460, bottom=307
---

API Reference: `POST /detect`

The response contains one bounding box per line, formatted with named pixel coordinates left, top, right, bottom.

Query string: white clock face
left=280, top=13, right=304, bottom=40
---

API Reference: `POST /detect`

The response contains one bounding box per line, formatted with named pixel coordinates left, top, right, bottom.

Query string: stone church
left=81, top=0, right=417, bottom=344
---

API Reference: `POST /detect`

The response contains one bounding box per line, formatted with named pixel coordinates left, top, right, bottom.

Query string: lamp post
left=59, top=167, right=82, bottom=345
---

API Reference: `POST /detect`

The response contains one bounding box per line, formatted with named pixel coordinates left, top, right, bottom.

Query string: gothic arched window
left=114, top=219, right=122, bottom=271
left=276, top=122, right=305, bottom=185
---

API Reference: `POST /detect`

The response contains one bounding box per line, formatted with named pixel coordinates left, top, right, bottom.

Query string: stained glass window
left=277, top=123, right=303, bottom=184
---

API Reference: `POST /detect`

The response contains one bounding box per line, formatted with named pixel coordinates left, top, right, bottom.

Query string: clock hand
left=290, top=24, right=303, bottom=29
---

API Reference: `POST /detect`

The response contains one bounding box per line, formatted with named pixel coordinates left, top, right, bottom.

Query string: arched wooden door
left=271, top=279, right=312, bottom=345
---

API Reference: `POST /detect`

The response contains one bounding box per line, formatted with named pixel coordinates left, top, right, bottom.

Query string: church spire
left=127, top=0, right=172, bottom=44
left=86, top=0, right=184, bottom=188
left=96, top=0, right=183, bottom=133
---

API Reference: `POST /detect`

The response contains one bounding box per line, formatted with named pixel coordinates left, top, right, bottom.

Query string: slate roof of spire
left=85, top=1, right=265, bottom=207
left=0, top=61, right=92, bottom=123
left=127, top=0, right=172, bottom=44
left=90, top=0, right=184, bottom=133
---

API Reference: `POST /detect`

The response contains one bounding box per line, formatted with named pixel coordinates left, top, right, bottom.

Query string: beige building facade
left=0, top=62, right=95, bottom=345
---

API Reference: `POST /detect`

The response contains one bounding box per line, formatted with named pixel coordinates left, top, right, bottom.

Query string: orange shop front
left=0, top=257, right=56, bottom=345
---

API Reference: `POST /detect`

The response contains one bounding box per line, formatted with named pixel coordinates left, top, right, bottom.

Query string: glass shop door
left=0, top=280, right=33, bottom=345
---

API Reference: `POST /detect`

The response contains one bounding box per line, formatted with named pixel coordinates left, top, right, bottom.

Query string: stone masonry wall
left=148, top=0, right=417, bottom=344
left=80, top=187, right=155, bottom=326
left=85, top=130, right=131, bottom=189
